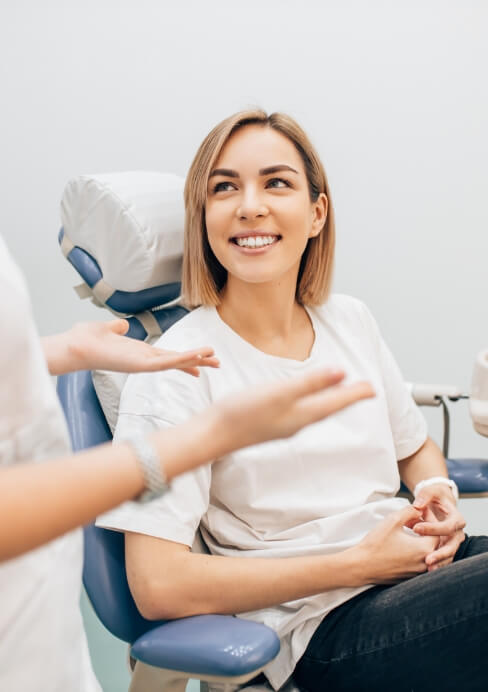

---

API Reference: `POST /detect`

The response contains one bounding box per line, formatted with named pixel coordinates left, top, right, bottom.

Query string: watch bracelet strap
left=129, top=437, right=169, bottom=501
left=413, top=476, right=459, bottom=502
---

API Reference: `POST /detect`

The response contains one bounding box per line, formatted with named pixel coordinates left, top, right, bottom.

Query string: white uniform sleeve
left=96, top=327, right=213, bottom=546
left=357, top=300, right=428, bottom=460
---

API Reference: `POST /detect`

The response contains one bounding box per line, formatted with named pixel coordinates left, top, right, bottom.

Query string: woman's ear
left=309, top=193, right=328, bottom=238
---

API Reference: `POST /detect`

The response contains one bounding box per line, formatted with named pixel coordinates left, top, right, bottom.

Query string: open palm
left=68, top=319, right=219, bottom=376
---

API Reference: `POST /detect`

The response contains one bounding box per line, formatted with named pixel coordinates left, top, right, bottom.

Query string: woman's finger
left=425, top=531, right=464, bottom=566
left=428, top=557, right=454, bottom=571
left=413, top=515, right=465, bottom=536
left=395, top=504, right=425, bottom=528
left=426, top=543, right=456, bottom=566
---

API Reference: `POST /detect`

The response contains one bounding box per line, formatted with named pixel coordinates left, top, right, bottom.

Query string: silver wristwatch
left=129, top=437, right=169, bottom=503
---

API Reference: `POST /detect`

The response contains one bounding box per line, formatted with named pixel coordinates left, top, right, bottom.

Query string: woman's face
left=205, top=125, right=327, bottom=290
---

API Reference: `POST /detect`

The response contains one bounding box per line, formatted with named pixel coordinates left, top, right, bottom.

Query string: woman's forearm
left=397, top=437, right=448, bottom=493
left=125, top=535, right=364, bottom=620
left=174, top=550, right=363, bottom=616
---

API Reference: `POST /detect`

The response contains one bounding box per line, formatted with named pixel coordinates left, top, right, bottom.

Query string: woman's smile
left=230, top=231, right=282, bottom=252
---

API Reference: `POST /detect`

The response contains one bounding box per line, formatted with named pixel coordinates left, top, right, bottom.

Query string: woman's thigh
left=294, top=536, right=488, bottom=692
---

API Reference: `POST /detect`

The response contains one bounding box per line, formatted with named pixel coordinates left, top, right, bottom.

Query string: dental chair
left=57, top=171, right=488, bottom=692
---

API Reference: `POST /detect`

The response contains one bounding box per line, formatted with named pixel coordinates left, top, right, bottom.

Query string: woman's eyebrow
left=209, top=164, right=299, bottom=179
left=259, top=165, right=299, bottom=176
left=209, top=168, right=239, bottom=179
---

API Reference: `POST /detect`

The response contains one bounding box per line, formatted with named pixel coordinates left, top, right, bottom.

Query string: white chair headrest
left=60, top=171, right=185, bottom=293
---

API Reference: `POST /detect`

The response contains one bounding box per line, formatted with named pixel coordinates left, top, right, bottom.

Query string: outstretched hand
left=44, top=319, right=220, bottom=376
left=215, top=368, right=375, bottom=454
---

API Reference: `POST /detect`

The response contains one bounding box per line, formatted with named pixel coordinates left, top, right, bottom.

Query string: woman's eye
left=266, top=178, right=289, bottom=189
left=212, top=181, right=236, bottom=193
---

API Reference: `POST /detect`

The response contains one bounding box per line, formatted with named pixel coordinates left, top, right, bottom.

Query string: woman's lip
left=230, top=238, right=281, bottom=254
left=231, top=244, right=278, bottom=254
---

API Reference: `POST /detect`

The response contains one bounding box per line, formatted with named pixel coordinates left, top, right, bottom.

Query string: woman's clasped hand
left=352, top=506, right=440, bottom=585
left=412, top=484, right=466, bottom=570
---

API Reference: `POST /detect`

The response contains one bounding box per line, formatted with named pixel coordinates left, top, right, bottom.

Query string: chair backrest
left=57, top=170, right=193, bottom=642
left=58, top=369, right=169, bottom=643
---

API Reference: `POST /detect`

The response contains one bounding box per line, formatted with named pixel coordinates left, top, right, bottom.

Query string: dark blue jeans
left=294, top=535, right=488, bottom=692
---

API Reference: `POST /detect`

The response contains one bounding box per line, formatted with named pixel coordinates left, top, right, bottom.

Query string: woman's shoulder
left=314, top=293, right=370, bottom=321
left=311, top=293, right=381, bottom=338
left=118, top=306, right=217, bottom=423
left=153, top=305, right=219, bottom=349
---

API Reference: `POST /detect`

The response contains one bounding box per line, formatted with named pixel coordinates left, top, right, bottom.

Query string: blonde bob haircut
left=182, top=109, right=335, bottom=308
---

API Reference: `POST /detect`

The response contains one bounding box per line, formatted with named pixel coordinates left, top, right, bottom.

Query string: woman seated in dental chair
left=99, top=110, right=488, bottom=692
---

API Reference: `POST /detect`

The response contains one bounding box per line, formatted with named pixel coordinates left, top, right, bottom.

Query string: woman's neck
left=216, top=277, right=315, bottom=361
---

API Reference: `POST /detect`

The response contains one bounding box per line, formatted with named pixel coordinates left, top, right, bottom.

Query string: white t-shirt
left=98, top=297, right=427, bottom=690
left=0, top=236, right=100, bottom=692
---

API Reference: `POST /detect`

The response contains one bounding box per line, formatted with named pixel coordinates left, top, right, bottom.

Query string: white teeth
left=235, top=235, right=277, bottom=248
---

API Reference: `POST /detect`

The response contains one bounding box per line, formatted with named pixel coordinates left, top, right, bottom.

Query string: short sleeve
left=96, top=325, right=214, bottom=545
left=96, top=456, right=211, bottom=546
left=357, top=300, right=428, bottom=460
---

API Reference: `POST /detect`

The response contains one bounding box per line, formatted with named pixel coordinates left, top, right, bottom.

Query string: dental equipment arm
left=407, top=347, right=488, bottom=443
left=406, top=382, right=467, bottom=458
left=0, top=370, right=373, bottom=562
left=407, top=383, right=465, bottom=406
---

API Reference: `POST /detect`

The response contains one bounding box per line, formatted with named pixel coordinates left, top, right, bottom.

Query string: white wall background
left=1, top=1, right=487, bottom=472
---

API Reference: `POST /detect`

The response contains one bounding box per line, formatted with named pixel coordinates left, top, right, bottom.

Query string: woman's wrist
left=413, top=477, right=459, bottom=503
left=341, top=545, right=371, bottom=587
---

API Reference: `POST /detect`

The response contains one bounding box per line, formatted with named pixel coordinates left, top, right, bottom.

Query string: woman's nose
left=236, top=188, right=268, bottom=220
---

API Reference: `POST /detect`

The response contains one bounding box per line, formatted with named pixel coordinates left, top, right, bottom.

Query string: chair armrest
left=131, top=614, right=280, bottom=677
left=446, top=458, right=488, bottom=496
